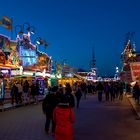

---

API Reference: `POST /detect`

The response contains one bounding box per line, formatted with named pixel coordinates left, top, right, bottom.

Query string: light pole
left=15, top=22, right=35, bottom=38
left=15, top=24, right=24, bottom=37
left=22, top=22, right=35, bottom=35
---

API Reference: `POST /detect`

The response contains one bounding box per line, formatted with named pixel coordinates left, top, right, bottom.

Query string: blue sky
left=0, top=0, right=140, bottom=76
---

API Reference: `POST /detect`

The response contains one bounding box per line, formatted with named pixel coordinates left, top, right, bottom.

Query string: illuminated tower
left=88, top=47, right=97, bottom=80
left=120, top=32, right=137, bottom=82
left=90, top=47, right=96, bottom=69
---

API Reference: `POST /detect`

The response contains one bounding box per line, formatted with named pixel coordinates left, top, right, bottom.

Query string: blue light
left=19, top=46, right=38, bottom=66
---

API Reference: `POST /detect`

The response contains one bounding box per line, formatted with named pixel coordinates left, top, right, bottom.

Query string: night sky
left=0, top=0, right=140, bottom=76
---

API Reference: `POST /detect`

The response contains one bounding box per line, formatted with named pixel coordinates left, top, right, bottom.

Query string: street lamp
left=15, top=25, right=24, bottom=37
left=23, top=22, right=35, bottom=34
left=34, top=37, right=48, bottom=54
left=15, top=22, right=35, bottom=37
left=27, top=26, right=35, bottom=34
left=34, top=37, right=48, bottom=46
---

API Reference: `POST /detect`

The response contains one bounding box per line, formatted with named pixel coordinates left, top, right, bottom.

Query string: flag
left=0, top=16, right=12, bottom=30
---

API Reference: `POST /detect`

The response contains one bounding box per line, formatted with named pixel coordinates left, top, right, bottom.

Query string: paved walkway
left=1, top=93, right=140, bottom=119
left=0, top=95, right=44, bottom=111
left=0, top=94, right=140, bottom=140
left=126, top=94, right=140, bottom=119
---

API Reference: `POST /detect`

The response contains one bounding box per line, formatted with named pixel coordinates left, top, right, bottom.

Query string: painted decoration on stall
left=17, top=34, right=35, bottom=50
left=130, top=62, right=140, bottom=81
left=19, top=46, right=37, bottom=66
left=38, top=54, right=48, bottom=66
left=0, top=35, right=17, bottom=63
left=0, top=51, right=6, bottom=64
left=6, top=51, right=19, bottom=66
left=0, top=34, right=17, bottom=52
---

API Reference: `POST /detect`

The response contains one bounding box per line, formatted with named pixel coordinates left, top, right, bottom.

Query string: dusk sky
left=0, top=0, right=140, bottom=76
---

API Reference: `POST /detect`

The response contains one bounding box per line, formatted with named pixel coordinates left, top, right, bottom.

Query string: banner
left=130, top=62, right=140, bottom=81
left=0, top=16, right=12, bottom=30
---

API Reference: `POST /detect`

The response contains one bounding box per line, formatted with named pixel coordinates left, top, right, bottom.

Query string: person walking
left=75, top=85, right=82, bottom=108
left=65, top=83, right=75, bottom=108
left=110, top=82, right=115, bottom=102
left=16, top=82, right=23, bottom=104
left=53, top=94, right=75, bottom=140
left=104, top=82, right=110, bottom=101
left=80, top=82, right=87, bottom=99
left=10, top=83, right=19, bottom=105
left=42, top=86, right=58, bottom=135
left=23, top=80, right=30, bottom=104
left=30, top=82, right=37, bottom=104
left=96, top=82, right=104, bottom=102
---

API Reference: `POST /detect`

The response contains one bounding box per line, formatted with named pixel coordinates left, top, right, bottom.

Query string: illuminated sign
left=64, top=73, right=73, bottom=78
left=19, top=46, right=38, bottom=66
left=22, top=71, right=51, bottom=77
left=0, top=68, right=10, bottom=77
left=11, top=69, right=21, bottom=76
left=1, top=69, right=9, bottom=74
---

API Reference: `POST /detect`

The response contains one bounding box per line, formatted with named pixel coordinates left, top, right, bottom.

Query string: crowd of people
left=10, top=80, right=40, bottom=105
left=9, top=79, right=140, bottom=140
left=41, top=80, right=130, bottom=140
left=42, top=83, right=75, bottom=140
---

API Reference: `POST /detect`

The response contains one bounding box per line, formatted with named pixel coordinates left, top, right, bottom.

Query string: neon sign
left=11, top=69, right=21, bottom=76
left=19, top=46, right=38, bottom=66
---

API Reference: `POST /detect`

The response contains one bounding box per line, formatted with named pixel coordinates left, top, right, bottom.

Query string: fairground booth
left=54, top=62, right=81, bottom=87
left=0, top=33, right=52, bottom=100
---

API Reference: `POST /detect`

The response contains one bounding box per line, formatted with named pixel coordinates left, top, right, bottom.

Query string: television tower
left=88, top=47, right=97, bottom=80
left=90, top=47, right=96, bottom=69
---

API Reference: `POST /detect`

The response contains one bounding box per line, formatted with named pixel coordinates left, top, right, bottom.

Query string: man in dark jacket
left=11, top=84, right=19, bottom=105
left=65, top=83, right=75, bottom=108
left=42, top=86, right=58, bottom=135
left=96, top=82, right=104, bottom=102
